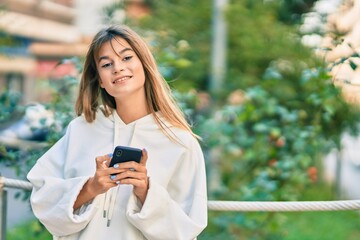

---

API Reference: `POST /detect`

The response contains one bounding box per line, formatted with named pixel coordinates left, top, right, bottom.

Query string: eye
left=101, top=62, right=112, bottom=68
left=123, top=56, right=133, bottom=61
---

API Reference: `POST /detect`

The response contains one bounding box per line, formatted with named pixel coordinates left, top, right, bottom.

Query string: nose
left=113, top=61, right=125, bottom=74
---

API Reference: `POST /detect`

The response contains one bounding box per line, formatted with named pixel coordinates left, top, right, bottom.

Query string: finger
left=140, top=148, right=148, bottom=166
left=120, top=177, right=148, bottom=188
left=95, top=154, right=112, bottom=169
left=108, top=172, right=131, bottom=186
left=95, top=156, right=106, bottom=170
left=118, top=162, right=147, bottom=174
left=103, top=153, right=113, bottom=167
left=117, top=170, right=147, bottom=181
left=90, top=175, right=117, bottom=194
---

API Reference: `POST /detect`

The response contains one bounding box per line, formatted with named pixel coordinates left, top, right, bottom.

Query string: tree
left=129, top=0, right=320, bottom=96
left=127, top=1, right=360, bottom=239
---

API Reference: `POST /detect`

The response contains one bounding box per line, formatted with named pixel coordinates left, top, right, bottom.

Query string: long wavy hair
left=75, top=25, right=199, bottom=140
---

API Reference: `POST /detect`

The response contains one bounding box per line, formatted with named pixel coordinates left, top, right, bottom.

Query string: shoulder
left=65, top=110, right=113, bottom=134
left=166, top=127, right=202, bottom=155
left=155, top=112, right=200, bottom=147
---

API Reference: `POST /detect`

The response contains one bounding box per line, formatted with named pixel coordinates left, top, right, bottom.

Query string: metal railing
left=2, top=177, right=360, bottom=239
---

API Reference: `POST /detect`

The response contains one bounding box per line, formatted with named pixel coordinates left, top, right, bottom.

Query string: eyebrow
left=98, top=47, right=133, bottom=62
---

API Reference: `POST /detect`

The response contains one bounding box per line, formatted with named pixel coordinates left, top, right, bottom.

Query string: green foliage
left=45, top=59, right=81, bottom=145
left=134, top=0, right=212, bottom=91
left=7, top=220, right=51, bottom=240
left=284, top=210, right=360, bottom=240
left=277, top=0, right=318, bottom=24
left=0, top=58, right=81, bottom=176
left=225, top=1, right=319, bottom=92
left=202, top=66, right=360, bottom=198
left=200, top=182, right=360, bottom=240
left=134, top=0, right=320, bottom=95
left=196, top=63, right=360, bottom=238
left=148, top=32, right=194, bottom=90
left=168, top=58, right=360, bottom=238
left=282, top=182, right=360, bottom=240
left=0, top=90, right=25, bottom=171
left=0, top=90, right=23, bottom=126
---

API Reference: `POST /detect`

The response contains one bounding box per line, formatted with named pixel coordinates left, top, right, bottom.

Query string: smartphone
left=109, top=145, right=142, bottom=167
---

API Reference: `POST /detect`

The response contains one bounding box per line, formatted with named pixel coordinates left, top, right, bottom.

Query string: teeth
left=113, top=76, right=130, bottom=83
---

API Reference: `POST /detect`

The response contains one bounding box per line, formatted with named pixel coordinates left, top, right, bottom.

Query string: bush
left=194, top=63, right=360, bottom=238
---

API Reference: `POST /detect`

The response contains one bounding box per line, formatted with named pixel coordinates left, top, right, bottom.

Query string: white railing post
left=0, top=176, right=8, bottom=240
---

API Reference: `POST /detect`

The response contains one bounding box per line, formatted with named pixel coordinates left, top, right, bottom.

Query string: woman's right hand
left=73, top=154, right=123, bottom=210
left=87, top=154, right=125, bottom=195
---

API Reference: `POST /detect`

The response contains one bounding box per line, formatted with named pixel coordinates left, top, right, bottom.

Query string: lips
left=112, top=76, right=132, bottom=84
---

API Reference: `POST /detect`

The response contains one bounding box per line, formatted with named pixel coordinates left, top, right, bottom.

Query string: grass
left=200, top=181, right=360, bottom=239
left=7, top=182, right=360, bottom=239
left=7, top=220, right=51, bottom=240
left=281, top=183, right=360, bottom=240
left=283, top=210, right=360, bottom=240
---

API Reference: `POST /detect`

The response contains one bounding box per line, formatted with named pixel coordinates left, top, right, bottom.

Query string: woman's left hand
left=115, top=148, right=149, bottom=204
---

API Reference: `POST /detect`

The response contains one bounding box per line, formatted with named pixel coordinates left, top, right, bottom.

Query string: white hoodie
left=27, top=110, right=208, bottom=240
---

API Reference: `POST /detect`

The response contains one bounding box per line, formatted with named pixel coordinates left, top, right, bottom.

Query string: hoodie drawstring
left=102, top=111, right=138, bottom=227
left=103, top=186, right=119, bottom=227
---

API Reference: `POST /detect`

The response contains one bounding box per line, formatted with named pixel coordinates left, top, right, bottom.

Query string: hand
left=73, top=154, right=123, bottom=210
left=112, top=149, right=149, bottom=204
left=88, top=154, right=124, bottom=195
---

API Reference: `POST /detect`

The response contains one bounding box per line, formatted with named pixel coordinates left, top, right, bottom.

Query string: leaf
left=253, top=123, right=268, bottom=133
left=349, top=60, right=357, bottom=70
left=351, top=52, right=360, bottom=58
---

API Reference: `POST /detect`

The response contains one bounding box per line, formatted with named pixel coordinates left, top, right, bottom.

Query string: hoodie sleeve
left=126, top=137, right=208, bottom=240
left=27, top=124, right=99, bottom=237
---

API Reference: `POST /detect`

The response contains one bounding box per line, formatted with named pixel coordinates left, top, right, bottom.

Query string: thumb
left=140, top=148, right=148, bottom=166
left=95, top=154, right=112, bottom=169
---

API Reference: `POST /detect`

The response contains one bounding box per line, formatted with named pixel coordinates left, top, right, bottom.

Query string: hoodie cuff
left=127, top=178, right=168, bottom=219
left=67, top=176, right=100, bottom=222
left=126, top=179, right=150, bottom=214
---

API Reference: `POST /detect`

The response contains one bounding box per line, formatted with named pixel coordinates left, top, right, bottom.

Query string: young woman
left=27, top=25, right=207, bottom=240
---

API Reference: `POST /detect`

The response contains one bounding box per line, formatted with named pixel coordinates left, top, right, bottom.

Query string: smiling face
left=96, top=37, right=146, bottom=102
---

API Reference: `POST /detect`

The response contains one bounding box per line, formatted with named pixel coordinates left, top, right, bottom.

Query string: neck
left=115, top=93, right=149, bottom=124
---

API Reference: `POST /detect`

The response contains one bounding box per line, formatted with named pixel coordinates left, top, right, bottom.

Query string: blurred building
left=324, top=0, right=360, bottom=105
left=301, top=0, right=360, bottom=105
left=0, top=0, right=83, bottom=103
left=0, top=0, right=149, bottom=104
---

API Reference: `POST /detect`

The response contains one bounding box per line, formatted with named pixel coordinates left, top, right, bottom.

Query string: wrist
left=73, top=177, right=98, bottom=211
left=136, top=177, right=149, bottom=204
left=84, top=177, right=99, bottom=198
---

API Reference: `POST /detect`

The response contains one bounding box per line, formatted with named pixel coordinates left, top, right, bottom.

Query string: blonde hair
left=75, top=25, right=199, bottom=140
